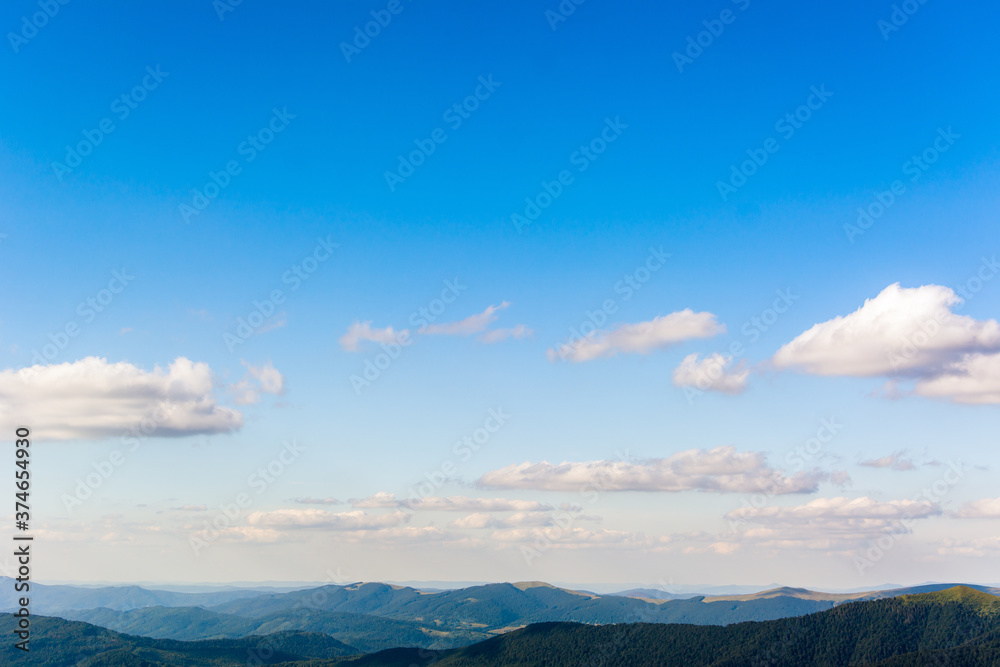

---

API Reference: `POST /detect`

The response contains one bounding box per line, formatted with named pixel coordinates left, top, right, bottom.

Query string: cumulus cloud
left=229, top=360, right=285, bottom=405
left=548, top=310, right=725, bottom=362
left=913, top=352, right=1000, bottom=405
left=772, top=283, right=1000, bottom=378
left=672, top=353, right=749, bottom=394
left=859, top=450, right=916, bottom=471
left=339, top=321, right=408, bottom=352
left=247, top=509, right=410, bottom=530
left=952, top=497, right=1000, bottom=519
left=0, top=357, right=243, bottom=440
left=725, top=496, right=940, bottom=549
left=478, top=447, right=828, bottom=494
left=422, top=302, right=510, bottom=336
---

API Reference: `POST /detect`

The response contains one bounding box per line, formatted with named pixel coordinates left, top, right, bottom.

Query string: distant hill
left=206, top=580, right=837, bottom=628
left=0, top=576, right=267, bottom=614
left=608, top=588, right=682, bottom=600
left=12, top=578, right=1000, bottom=657
left=850, top=582, right=1000, bottom=601
left=4, top=586, right=1000, bottom=666
left=317, top=585, right=1000, bottom=666
left=61, top=605, right=492, bottom=653
left=38, top=579, right=996, bottom=654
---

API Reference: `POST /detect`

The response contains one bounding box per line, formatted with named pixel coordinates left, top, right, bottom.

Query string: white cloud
left=292, top=497, right=342, bottom=505
left=257, top=312, right=287, bottom=335
left=230, top=360, right=285, bottom=405
left=935, top=536, right=1000, bottom=557
left=913, top=352, right=1000, bottom=405
left=406, top=496, right=553, bottom=512
left=490, top=526, right=667, bottom=550
left=479, top=324, right=532, bottom=344
left=450, top=512, right=495, bottom=529
left=952, top=497, right=1000, bottom=519
left=246, top=509, right=410, bottom=530
left=340, top=304, right=528, bottom=350
left=351, top=493, right=553, bottom=512
left=548, top=310, right=725, bottom=362
left=170, top=504, right=207, bottom=512
left=478, top=447, right=828, bottom=494
left=772, top=283, right=1000, bottom=377
left=450, top=511, right=558, bottom=529
left=672, top=353, right=749, bottom=394
left=0, top=357, right=243, bottom=440
left=350, top=491, right=401, bottom=509
left=859, top=450, right=916, bottom=471
left=210, top=526, right=285, bottom=544
left=339, top=321, right=408, bottom=352
left=423, top=302, right=510, bottom=336
left=728, top=496, right=939, bottom=523
left=725, top=496, right=940, bottom=549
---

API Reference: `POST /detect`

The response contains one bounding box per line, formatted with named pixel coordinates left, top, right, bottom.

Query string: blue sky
left=1, top=0, right=999, bottom=589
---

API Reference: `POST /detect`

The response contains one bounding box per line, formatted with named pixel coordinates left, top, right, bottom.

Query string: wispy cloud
left=859, top=450, right=916, bottom=471
left=292, top=497, right=343, bottom=506
left=478, top=447, right=830, bottom=494
left=350, top=493, right=553, bottom=512
left=340, top=303, right=529, bottom=350
left=479, top=324, right=532, bottom=344
left=229, top=360, right=285, bottom=405
left=339, top=321, right=409, bottom=352
left=548, top=310, right=725, bottom=362
left=422, top=302, right=510, bottom=336
left=247, top=509, right=411, bottom=530
left=725, top=496, right=941, bottom=549
left=952, top=497, right=1000, bottom=519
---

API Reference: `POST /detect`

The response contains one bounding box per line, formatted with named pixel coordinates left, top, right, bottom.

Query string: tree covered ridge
left=2, top=585, right=999, bottom=666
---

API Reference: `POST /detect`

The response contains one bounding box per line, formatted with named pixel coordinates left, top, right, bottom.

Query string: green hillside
left=0, top=615, right=358, bottom=666
left=206, top=580, right=835, bottom=629
left=63, top=580, right=837, bottom=651
left=321, top=585, right=1000, bottom=667
left=4, top=585, right=1000, bottom=666
left=61, top=605, right=493, bottom=652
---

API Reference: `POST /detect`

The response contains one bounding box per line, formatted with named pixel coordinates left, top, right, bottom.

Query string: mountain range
left=3, top=586, right=1000, bottom=666
left=5, top=577, right=1000, bottom=656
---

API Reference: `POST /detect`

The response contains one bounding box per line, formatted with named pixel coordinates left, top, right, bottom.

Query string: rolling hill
left=59, top=605, right=492, bottom=653
left=0, top=577, right=267, bottom=614
left=3, top=586, right=999, bottom=666
left=318, top=586, right=1000, bottom=666
left=0, top=615, right=358, bottom=666
left=58, top=580, right=840, bottom=651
